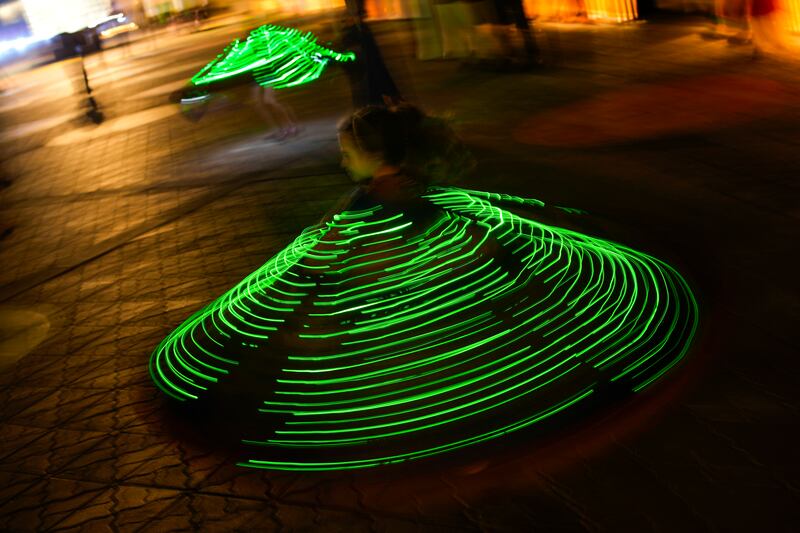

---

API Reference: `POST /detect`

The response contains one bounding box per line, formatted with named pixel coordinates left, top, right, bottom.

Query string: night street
left=1, top=6, right=799, bottom=531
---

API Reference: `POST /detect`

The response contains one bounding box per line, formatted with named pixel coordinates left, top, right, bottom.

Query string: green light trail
left=189, top=25, right=355, bottom=91
left=149, top=187, right=698, bottom=470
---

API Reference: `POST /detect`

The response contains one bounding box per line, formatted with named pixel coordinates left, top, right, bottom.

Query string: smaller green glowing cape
left=190, top=24, right=355, bottom=90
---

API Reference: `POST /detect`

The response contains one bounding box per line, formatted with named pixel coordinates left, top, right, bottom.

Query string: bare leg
left=260, top=86, right=298, bottom=137
left=252, top=85, right=298, bottom=139
left=251, top=84, right=279, bottom=133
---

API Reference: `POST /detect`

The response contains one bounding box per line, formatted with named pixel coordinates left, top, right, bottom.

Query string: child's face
left=339, top=132, right=382, bottom=183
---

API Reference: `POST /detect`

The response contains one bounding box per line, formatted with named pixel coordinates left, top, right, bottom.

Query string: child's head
left=337, top=104, right=473, bottom=186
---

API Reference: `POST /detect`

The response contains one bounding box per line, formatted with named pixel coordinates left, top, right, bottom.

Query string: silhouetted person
left=493, top=0, right=540, bottom=67
left=339, top=3, right=402, bottom=107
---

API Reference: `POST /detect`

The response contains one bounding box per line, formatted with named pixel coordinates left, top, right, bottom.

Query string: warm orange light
left=786, top=0, right=800, bottom=32
left=360, top=0, right=637, bottom=23
left=100, top=21, right=138, bottom=38
left=587, top=0, right=637, bottom=21
left=255, top=0, right=345, bottom=14
left=364, top=0, right=416, bottom=19
left=524, top=0, right=637, bottom=22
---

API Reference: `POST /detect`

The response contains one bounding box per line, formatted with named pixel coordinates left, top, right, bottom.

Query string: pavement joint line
left=156, top=486, right=466, bottom=529
left=0, top=158, right=309, bottom=303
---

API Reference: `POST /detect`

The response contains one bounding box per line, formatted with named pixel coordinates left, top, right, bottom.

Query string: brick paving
left=1, top=12, right=798, bottom=531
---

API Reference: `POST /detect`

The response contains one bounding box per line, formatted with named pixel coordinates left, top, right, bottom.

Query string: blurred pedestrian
left=492, top=0, right=540, bottom=67
left=412, top=0, right=443, bottom=59
left=432, top=0, right=477, bottom=59
left=338, top=12, right=403, bottom=107
left=702, top=0, right=750, bottom=41
left=252, top=85, right=299, bottom=141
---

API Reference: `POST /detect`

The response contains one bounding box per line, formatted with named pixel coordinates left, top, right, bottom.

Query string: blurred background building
left=1, top=0, right=798, bottom=60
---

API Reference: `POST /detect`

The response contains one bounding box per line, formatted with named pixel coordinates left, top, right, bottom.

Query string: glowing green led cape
left=150, top=187, right=697, bottom=471
left=189, top=24, right=355, bottom=90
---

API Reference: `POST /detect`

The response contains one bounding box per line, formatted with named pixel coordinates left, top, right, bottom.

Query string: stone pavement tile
left=0, top=355, right=112, bottom=389
left=725, top=367, right=800, bottom=425
left=116, top=393, right=180, bottom=436
left=0, top=197, right=153, bottom=286
left=714, top=323, right=800, bottom=400
left=18, top=271, right=83, bottom=308
left=194, top=470, right=466, bottom=530
left=119, top=300, right=176, bottom=327
left=0, top=427, right=107, bottom=476
left=67, top=300, right=164, bottom=335
left=58, top=430, right=221, bottom=489
left=691, top=418, right=800, bottom=487
left=272, top=473, right=360, bottom=508
left=468, top=501, right=585, bottom=532
left=355, top=468, right=588, bottom=532
left=54, top=388, right=148, bottom=433
left=0, top=386, right=58, bottom=421
left=173, top=492, right=282, bottom=531
left=21, top=325, right=74, bottom=358
left=63, top=326, right=119, bottom=358
left=0, top=424, right=47, bottom=467
left=61, top=325, right=167, bottom=359
left=272, top=500, right=376, bottom=532
left=533, top=437, right=711, bottom=532
left=45, top=484, right=182, bottom=533
left=191, top=461, right=291, bottom=500
left=8, top=387, right=111, bottom=429
left=649, top=463, right=800, bottom=533
left=118, top=277, right=165, bottom=301
left=73, top=301, right=124, bottom=328
left=158, top=296, right=218, bottom=327
left=68, top=356, right=153, bottom=391
left=351, top=476, right=481, bottom=531
left=0, top=477, right=109, bottom=531
left=609, top=408, right=798, bottom=529
left=103, top=387, right=166, bottom=433
left=0, top=470, right=42, bottom=508
left=195, top=463, right=461, bottom=530
left=198, top=461, right=367, bottom=506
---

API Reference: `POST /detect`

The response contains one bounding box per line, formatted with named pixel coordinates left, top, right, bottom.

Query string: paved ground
left=1, top=12, right=798, bottom=531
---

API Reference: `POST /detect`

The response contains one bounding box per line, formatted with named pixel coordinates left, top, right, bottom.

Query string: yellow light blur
left=100, top=21, right=139, bottom=39
left=524, top=0, right=637, bottom=22
left=21, top=0, right=111, bottom=37
left=586, top=0, right=637, bottom=21
left=786, top=0, right=800, bottom=33
left=253, top=0, right=345, bottom=14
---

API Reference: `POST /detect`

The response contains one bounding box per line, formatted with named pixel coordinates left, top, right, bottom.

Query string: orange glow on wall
left=254, top=0, right=345, bottom=14
left=364, top=0, right=418, bottom=19
left=786, top=0, right=800, bottom=32
left=585, top=0, right=637, bottom=21
left=360, top=0, right=637, bottom=23
left=524, top=0, right=637, bottom=22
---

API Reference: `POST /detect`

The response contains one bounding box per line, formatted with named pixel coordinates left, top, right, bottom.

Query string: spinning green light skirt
left=149, top=187, right=697, bottom=471
left=188, top=24, right=355, bottom=92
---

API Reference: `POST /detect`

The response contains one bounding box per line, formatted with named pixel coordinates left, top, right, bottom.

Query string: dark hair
left=338, top=104, right=473, bottom=186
